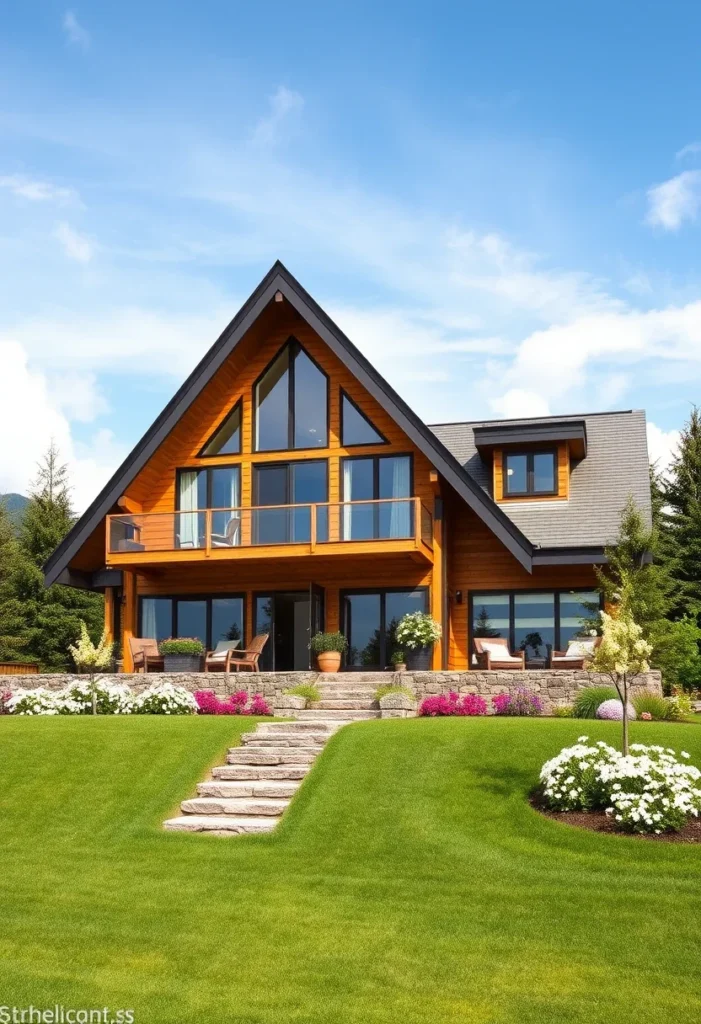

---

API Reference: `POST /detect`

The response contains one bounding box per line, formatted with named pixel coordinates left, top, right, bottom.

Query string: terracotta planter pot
left=317, top=651, right=342, bottom=673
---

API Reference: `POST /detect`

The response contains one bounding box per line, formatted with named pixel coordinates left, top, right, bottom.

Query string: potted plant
left=159, top=637, right=205, bottom=673
left=390, top=650, right=407, bottom=672
left=395, top=612, right=442, bottom=670
left=309, top=631, right=348, bottom=673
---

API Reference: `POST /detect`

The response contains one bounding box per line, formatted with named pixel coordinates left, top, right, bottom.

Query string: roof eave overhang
left=44, top=262, right=536, bottom=587
left=531, top=546, right=606, bottom=566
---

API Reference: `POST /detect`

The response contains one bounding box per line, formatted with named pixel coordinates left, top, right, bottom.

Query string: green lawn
left=1, top=715, right=700, bottom=1024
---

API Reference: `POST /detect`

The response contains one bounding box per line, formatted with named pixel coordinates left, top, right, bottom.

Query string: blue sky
left=2, top=0, right=700, bottom=508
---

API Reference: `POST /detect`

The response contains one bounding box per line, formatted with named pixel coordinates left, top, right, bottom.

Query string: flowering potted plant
left=159, top=637, right=205, bottom=673
left=309, top=631, right=348, bottom=673
left=395, top=612, right=442, bottom=670
left=391, top=650, right=407, bottom=672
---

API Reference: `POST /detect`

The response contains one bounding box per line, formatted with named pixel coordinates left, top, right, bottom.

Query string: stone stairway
left=163, top=676, right=384, bottom=836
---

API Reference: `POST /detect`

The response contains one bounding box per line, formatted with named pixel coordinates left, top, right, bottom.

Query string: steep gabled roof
left=44, top=262, right=536, bottom=587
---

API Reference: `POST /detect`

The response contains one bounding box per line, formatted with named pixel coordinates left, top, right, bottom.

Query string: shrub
left=159, top=637, right=205, bottom=656
left=194, top=690, right=272, bottom=716
left=390, top=650, right=406, bottom=666
left=7, top=688, right=65, bottom=716
left=572, top=686, right=618, bottom=719
left=283, top=683, right=321, bottom=707
left=597, top=699, right=637, bottom=721
left=133, top=682, right=198, bottom=715
left=666, top=690, right=694, bottom=721
left=552, top=704, right=574, bottom=718
left=396, top=612, right=442, bottom=650
left=632, top=692, right=670, bottom=721
left=64, top=679, right=135, bottom=715
left=540, top=738, right=701, bottom=834
left=492, top=689, right=543, bottom=717
left=309, top=632, right=348, bottom=654
left=68, top=621, right=113, bottom=672
left=0, top=689, right=12, bottom=714
left=418, top=691, right=487, bottom=717
left=375, top=684, right=415, bottom=701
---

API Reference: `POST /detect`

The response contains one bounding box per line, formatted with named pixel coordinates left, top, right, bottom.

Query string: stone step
left=180, top=796, right=290, bottom=816
left=258, top=720, right=340, bottom=731
left=227, top=747, right=319, bottom=765
left=314, top=699, right=376, bottom=710
left=316, top=688, right=384, bottom=698
left=315, top=673, right=390, bottom=683
left=164, top=815, right=278, bottom=835
left=293, top=709, right=380, bottom=721
left=197, top=779, right=300, bottom=799
left=211, top=764, right=311, bottom=781
left=241, top=732, right=330, bottom=747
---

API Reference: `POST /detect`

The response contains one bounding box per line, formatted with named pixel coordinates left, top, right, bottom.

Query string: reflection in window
left=176, top=600, right=207, bottom=647
left=211, top=597, right=244, bottom=646
left=343, top=589, right=428, bottom=668
left=141, top=598, right=172, bottom=642
left=341, top=392, right=385, bottom=446
left=472, top=594, right=509, bottom=639
left=200, top=402, right=241, bottom=456
left=514, top=592, right=555, bottom=660
left=504, top=451, right=556, bottom=496
left=254, top=340, right=328, bottom=451
left=342, top=455, right=412, bottom=540
left=560, top=590, right=599, bottom=647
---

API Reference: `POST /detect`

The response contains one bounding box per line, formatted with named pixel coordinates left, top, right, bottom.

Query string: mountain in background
left=0, top=493, right=29, bottom=528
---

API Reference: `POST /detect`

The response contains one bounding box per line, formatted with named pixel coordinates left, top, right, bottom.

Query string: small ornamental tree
left=590, top=579, right=652, bottom=754
left=68, top=621, right=114, bottom=714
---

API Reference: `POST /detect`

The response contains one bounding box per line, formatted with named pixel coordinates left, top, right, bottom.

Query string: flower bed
left=4, top=681, right=199, bottom=716
left=492, top=688, right=543, bottom=717
left=418, top=692, right=486, bottom=717
left=539, top=737, right=701, bottom=834
left=194, top=690, right=272, bottom=716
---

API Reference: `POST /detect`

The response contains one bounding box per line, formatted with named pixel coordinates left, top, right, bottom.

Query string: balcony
left=105, top=498, right=434, bottom=566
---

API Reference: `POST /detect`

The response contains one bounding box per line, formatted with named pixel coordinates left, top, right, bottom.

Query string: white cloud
left=62, top=10, right=90, bottom=50
left=0, top=341, right=125, bottom=512
left=676, top=142, right=701, bottom=161
left=489, top=389, right=551, bottom=419
left=53, top=221, right=93, bottom=263
left=251, top=86, right=304, bottom=146
left=0, top=174, right=78, bottom=204
left=647, top=421, right=680, bottom=477
left=646, top=170, right=701, bottom=230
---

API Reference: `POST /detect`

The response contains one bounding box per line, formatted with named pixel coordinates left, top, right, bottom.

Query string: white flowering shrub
left=68, top=622, right=114, bottom=672
left=133, top=682, right=198, bottom=715
left=7, top=688, right=65, bottom=716
left=64, top=680, right=135, bottom=715
left=540, top=737, right=701, bottom=834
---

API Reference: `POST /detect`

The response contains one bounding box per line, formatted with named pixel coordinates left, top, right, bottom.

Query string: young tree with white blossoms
left=591, top=576, right=653, bottom=755
left=68, top=620, right=114, bottom=714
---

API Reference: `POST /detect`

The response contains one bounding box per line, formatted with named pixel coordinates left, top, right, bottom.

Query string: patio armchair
left=228, top=633, right=270, bottom=673
left=473, top=637, right=525, bottom=670
left=211, top=514, right=241, bottom=548
left=129, top=637, right=164, bottom=673
left=549, top=636, right=601, bottom=670
left=204, top=640, right=242, bottom=672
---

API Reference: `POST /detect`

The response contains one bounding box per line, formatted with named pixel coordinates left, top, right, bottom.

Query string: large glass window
left=343, top=588, right=428, bottom=668
left=513, top=593, right=555, bottom=660
left=176, top=465, right=240, bottom=548
left=140, top=595, right=245, bottom=651
left=470, top=589, right=600, bottom=664
left=199, top=402, right=241, bottom=457
left=253, top=461, right=328, bottom=544
left=342, top=454, right=412, bottom=540
left=341, top=391, right=385, bottom=446
left=254, top=340, right=328, bottom=451
left=504, top=451, right=557, bottom=497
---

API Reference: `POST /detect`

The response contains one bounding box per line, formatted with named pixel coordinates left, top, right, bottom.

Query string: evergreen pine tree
left=0, top=499, right=30, bottom=662
left=16, top=442, right=103, bottom=671
left=658, top=407, right=701, bottom=618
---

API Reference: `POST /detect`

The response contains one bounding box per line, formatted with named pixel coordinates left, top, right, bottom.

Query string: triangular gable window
left=199, top=400, right=242, bottom=457
left=341, top=391, right=387, bottom=446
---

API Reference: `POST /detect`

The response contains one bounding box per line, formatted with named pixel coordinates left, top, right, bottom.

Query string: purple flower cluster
left=418, top=691, right=487, bottom=717
left=596, top=698, right=636, bottom=721
left=492, top=688, right=543, bottom=717
left=0, top=689, right=11, bottom=715
left=194, top=690, right=272, bottom=716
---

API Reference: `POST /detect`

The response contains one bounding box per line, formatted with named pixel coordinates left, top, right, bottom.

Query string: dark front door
left=254, top=587, right=326, bottom=671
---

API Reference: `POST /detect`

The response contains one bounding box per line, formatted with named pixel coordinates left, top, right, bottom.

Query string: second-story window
left=254, top=339, right=328, bottom=452
left=341, top=454, right=412, bottom=539
left=176, top=465, right=241, bottom=548
left=504, top=450, right=557, bottom=497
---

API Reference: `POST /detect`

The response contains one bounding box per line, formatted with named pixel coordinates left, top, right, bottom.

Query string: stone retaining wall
left=0, top=669, right=662, bottom=714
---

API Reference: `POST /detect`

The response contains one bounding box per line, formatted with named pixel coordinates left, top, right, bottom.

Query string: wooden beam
left=122, top=570, right=137, bottom=672
left=117, top=495, right=142, bottom=514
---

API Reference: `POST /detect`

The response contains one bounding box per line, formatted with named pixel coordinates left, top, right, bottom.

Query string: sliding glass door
left=176, top=466, right=241, bottom=548
left=342, top=588, right=428, bottom=668
left=341, top=455, right=412, bottom=540
left=253, top=461, right=327, bottom=544
left=140, top=595, right=245, bottom=650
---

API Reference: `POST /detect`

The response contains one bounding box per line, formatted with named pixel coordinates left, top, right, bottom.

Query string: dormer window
left=504, top=451, right=557, bottom=497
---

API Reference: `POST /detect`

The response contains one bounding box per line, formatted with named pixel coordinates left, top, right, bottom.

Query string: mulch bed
left=530, top=792, right=701, bottom=844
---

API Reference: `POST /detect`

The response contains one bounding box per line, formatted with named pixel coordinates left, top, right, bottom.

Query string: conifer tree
left=658, top=407, right=701, bottom=618
left=0, top=499, right=30, bottom=662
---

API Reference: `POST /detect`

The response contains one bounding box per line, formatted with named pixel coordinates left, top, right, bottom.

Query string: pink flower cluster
left=418, top=691, right=487, bottom=717
left=492, top=688, right=543, bottom=716
left=194, top=690, right=272, bottom=716
left=0, top=689, right=11, bottom=715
